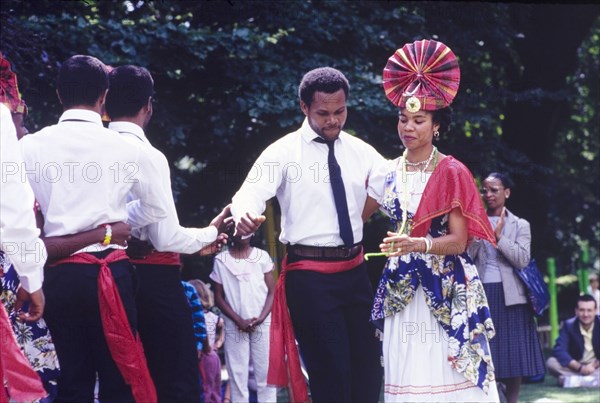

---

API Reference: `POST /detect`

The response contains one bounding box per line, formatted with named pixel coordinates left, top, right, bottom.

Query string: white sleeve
left=367, top=156, right=393, bottom=205
left=127, top=149, right=218, bottom=252
left=259, top=249, right=274, bottom=274
left=0, top=104, right=46, bottom=292
left=125, top=145, right=170, bottom=229
left=231, top=144, right=283, bottom=224
left=210, top=256, right=225, bottom=284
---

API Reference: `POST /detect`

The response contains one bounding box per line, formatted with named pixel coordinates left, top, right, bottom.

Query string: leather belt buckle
left=288, top=244, right=361, bottom=260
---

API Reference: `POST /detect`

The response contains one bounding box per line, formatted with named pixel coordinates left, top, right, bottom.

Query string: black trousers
left=43, top=257, right=136, bottom=403
left=135, top=264, right=202, bottom=403
left=285, top=260, right=383, bottom=403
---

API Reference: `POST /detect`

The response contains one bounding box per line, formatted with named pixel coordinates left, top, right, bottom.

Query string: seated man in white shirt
left=105, top=64, right=230, bottom=402
left=232, top=67, right=385, bottom=402
left=20, top=55, right=170, bottom=403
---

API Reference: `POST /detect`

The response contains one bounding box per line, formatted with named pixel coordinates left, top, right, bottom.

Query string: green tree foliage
left=549, top=17, right=600, bottom=269
left=1, top=1, right=596, bottom=276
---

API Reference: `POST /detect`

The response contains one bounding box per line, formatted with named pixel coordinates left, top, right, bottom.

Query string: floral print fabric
left=371, top=167, right=496, bottom=392
left=1, top=252, right=60, bottom=399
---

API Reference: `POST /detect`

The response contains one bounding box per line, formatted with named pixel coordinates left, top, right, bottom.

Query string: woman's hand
left=379, top=232, right=425, bottom=257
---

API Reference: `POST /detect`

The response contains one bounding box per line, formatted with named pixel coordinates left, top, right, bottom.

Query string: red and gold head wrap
left=383, top=39, right=460, bottom=112
left=0, top=53, right=27, bottom=115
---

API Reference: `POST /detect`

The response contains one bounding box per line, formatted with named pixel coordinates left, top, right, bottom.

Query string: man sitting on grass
left=547, top=294, right=599, bottom=386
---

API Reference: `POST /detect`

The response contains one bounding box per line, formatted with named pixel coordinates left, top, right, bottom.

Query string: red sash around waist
left=0, top=303, right=47, bottom=402
left=51, top=250, right=157, bottom=403
left=267, top=248, right=364, bottom=402
left=129, top=251, right=181, bottom=266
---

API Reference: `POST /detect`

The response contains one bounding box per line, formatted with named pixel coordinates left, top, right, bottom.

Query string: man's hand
left=15, top=287, right=45, bottom=322
left=235, top=213, right=266, bottom=237
left=580, top=362, right=596, bottom=375
left=199, top=233, right=229, bottom=256
left=109, top=221, right=132, bottom=246
left=210, top=205, right=233, bottom=234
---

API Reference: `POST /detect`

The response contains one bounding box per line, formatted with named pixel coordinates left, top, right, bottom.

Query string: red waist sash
left=51, top=250, right=157, bottom=403
left=267, top=248, right=364, bottom=403
left=0, top=303, right=47, bottom=402
left=129, top=251, right=181, bottom=266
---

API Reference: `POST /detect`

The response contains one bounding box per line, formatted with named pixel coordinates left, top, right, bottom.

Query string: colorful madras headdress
left=0, top=53, right=27, bottom=114
left=383, top=39, right=460, bottom=112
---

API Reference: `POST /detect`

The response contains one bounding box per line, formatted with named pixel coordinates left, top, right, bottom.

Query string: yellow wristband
left=102, top=224, right=112, bottom=246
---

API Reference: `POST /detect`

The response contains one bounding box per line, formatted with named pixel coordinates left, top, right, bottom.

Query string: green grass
left=519, top=375, right=599, bottom=403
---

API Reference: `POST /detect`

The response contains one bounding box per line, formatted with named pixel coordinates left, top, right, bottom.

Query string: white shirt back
left=20, top=109, right=169, bottom=251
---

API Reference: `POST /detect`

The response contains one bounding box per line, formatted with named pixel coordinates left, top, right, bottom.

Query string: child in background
left=182, top=280, right=208, bottom=403
left=189, top=279, right=225, bottom=403
left=210, top=234, right=276, bottom=403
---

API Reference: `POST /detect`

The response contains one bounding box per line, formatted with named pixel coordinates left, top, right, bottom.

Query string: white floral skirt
left=383, top=286, right=499, bottom=402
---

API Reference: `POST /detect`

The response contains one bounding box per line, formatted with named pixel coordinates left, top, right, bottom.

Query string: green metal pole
left=580, top=242, right=590, bottom=294
left=548, top=257, right=559, bottom=348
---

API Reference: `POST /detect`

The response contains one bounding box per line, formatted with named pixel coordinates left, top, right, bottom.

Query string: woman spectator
left=468, top=172, right=545, bottom=403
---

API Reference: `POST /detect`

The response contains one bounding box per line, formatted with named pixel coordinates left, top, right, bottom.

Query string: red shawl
left=411, top=156, right=496, bottom=246
left=0, top=303, right=47, bottom=402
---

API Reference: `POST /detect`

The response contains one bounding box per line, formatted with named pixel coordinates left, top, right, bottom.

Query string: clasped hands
left=236, top=317, right=265, bottom=333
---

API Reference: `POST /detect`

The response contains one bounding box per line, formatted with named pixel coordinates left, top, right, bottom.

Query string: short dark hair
left=298, top=67, right=349, bottom=107
left=57, top=55, right=108, bottom=109
left=431, top=107, right=453, bottom=134
left=487, top=172, right=514, bottom=189
left=577, top=294, right=597, bottom=309
left=106, top=65, right=154, bottom=119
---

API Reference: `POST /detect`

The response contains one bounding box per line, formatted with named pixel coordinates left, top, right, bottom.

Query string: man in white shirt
left=20, top=55, right=169, bottom=402
left=232, top=67, right=385, bottom=402
left=0, top=103, right=48, bottom=402
left=105, top=64, right=230, bottom=402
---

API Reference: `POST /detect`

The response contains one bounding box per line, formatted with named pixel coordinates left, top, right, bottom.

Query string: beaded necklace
left=398, top=146, right=438, bottom=234
left=404, top=145, right=437, bottom=171
left=364, top=146, right=438, bottom=260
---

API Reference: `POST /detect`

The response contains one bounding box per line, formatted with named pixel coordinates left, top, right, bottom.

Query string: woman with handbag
left=468, top=172, right=546, bottom=403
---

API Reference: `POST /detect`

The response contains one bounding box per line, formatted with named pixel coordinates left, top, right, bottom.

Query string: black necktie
left=314, top=137, right=354, bottom=247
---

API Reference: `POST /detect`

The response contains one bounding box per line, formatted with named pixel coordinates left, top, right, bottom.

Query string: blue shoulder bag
left=515, top=259, right=550, bottom=316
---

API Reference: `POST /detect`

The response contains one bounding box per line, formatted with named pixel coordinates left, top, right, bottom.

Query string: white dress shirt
left=0, top=104, right=46, bottom=292
left=109, top=121, right=217, bottom=253
left=20, top=109, right=169, bottom=252
left=231, top=119, right=386, bottom=246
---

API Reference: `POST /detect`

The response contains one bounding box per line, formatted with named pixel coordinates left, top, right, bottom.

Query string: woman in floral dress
left=365, top=39, right=500, bottom=402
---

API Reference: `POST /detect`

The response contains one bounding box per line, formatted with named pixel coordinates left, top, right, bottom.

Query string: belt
left=286, top=244, right=362, bottom=259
